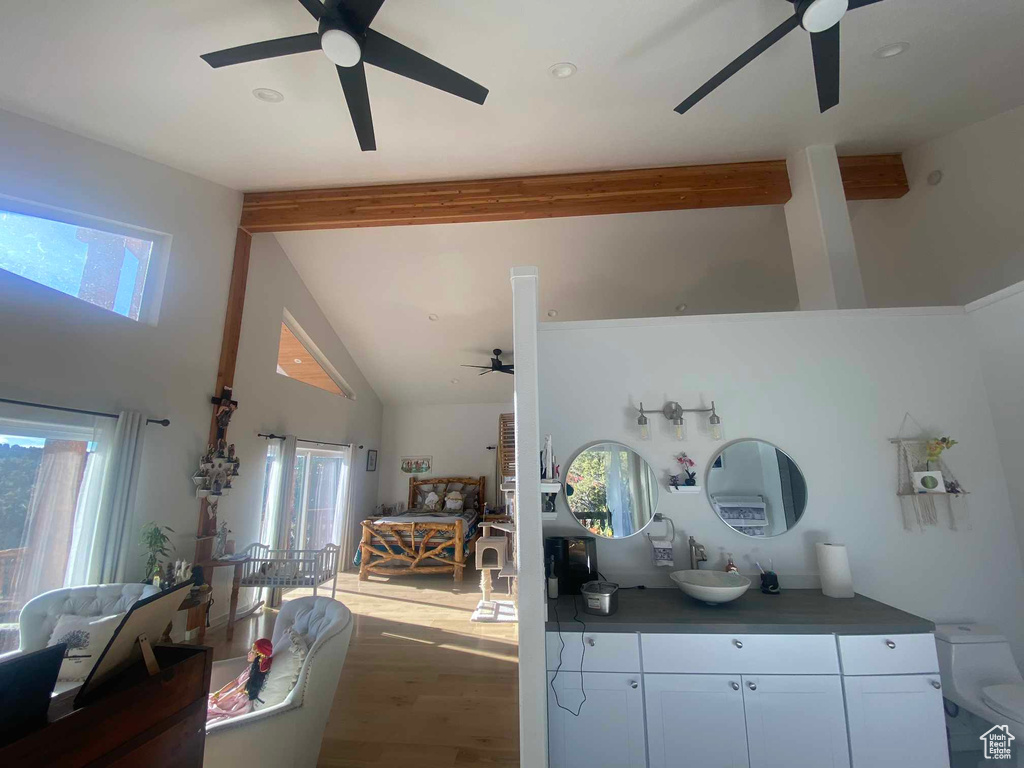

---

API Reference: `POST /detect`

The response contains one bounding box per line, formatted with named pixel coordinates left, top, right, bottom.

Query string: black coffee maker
left=544, top=536, right=598, bottom=595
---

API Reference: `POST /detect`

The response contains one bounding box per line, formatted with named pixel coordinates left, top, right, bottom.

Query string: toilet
left=936, top=623, right=1024, bottom=762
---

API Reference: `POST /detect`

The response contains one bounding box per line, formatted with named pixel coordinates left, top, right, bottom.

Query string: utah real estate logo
left=980, top=725, right=1015, bottom=760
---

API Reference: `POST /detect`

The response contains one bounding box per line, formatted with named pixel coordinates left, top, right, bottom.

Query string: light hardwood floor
left=205, top=566, right=520, bottom=768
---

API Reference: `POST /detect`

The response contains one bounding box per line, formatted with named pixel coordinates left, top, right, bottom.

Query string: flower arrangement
left=925, top=436, right=958, bottom=469
left=671, top=453, right=697, bottom=487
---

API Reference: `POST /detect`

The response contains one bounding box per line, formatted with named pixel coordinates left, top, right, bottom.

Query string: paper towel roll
left=816, top=542, right=854, bottom=598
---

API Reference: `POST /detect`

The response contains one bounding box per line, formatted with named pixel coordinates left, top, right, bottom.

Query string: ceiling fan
left=675, top=0, right=885, bottom=116
left=462, top=349, right=514, bottom=376
left=200, top=0, right=488, bottom=152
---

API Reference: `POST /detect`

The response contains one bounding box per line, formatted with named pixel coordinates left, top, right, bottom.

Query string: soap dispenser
left=725, top=554, right=739, bottom=574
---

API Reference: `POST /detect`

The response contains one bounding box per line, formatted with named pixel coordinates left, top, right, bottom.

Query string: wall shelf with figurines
left=192, top=439, right=241, bottom=499
left=666, top=485, right=702, bottom=494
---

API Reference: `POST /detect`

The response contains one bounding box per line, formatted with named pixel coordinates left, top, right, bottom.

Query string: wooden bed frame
left=358, top=476, right=486, bottom=582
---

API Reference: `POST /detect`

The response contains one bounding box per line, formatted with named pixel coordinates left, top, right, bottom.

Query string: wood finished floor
left=205, top=566, right=520, bottom=767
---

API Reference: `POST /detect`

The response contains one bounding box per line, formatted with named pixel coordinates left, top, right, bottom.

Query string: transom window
left=276, top=311, right=354, bottom=398
left=0, top=206, right=161, bottom=322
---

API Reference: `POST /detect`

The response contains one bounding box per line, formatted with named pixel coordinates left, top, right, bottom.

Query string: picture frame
left=366, top=449, right=377, bottom=472
left=712, top=454, right=725, bottom=470
left=401, top=456, right=432, bottom=474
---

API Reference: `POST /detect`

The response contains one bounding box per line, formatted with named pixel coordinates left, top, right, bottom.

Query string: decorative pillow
left=253, top=628, right=309, bottom=710
left=422, top=491, right=442, bottom=512
left=47, top=613, right=124, bottom=682
left=445, top=491, right=464, bottom=511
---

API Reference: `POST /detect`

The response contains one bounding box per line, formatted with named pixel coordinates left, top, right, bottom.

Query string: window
left=0, top=410, right=109, bottom=652
left=276, top=310, right=354, bottom=398
left=0, top=204, right=162, bottom=321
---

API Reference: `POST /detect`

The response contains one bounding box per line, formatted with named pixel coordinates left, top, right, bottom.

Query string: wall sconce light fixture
left=636, top=400, right=723, bottom=441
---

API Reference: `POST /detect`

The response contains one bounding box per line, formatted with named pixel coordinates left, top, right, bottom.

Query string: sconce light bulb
left=710, top=422, right=723, bottom=441
left=708, top=401, right=723, bottom=441
left=640, top=422, right=651, bottom=441
left=674, top=418, right=685, bottom=441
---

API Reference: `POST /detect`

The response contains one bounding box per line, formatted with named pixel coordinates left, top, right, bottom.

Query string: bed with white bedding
left=356, top=476, right=485, bottom=582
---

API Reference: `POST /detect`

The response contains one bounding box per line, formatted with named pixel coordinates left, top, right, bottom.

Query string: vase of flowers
left=676, top=453, right=697, bottom=486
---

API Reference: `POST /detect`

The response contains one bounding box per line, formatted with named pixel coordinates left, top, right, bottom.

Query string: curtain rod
left=258, top=432, right=356, bottom=449
left=0, top=396, right=170, bottom=426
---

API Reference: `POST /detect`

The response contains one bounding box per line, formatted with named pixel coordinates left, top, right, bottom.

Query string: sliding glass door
left=288, top=446, right=351, bottom=551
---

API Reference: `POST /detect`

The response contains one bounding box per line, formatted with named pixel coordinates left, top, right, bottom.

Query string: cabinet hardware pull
left=885, top=640, right=896, bottom=649
left=586, top=637, right=595, bottom=647
left=730, top=681, right=740, bottom=690
left=747, top=681, right=757, bottom=691
left=733, top=639, right=743, bottom=648
left=931, top=680, right=941, bottom=689
left=630, top=681, right=639, bottom=689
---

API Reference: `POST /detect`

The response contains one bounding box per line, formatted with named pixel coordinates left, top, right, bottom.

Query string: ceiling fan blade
left=675, top=14, right=800, bottom=115
left=461, top=365, right=492, bottom=370
left=810, top=23, right=840, bottom=112
left=501, top=367, right=515, bottom=375
left=478, top=369, right=492, bottom=376
left=201, top=33, right=321, bottom=68
left=848, top=0, right=885, bottom=9
left=342, top=0, right=388, bottom=31
left=337, top=62, right=376, bottom=151
left=295, top=0, right=325, bottom=20
left=363, top=30, right=488, bottom=105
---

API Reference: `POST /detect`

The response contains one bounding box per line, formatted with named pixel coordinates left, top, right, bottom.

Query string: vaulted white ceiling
left=1, top=0, right=1022, bottom=191
left=275, top=206, right=796, bottom=404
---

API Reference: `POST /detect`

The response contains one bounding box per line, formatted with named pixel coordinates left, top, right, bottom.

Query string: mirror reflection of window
left=565, top=442, right=658, bottom=539
left=707, top=440, right=807, bottom=538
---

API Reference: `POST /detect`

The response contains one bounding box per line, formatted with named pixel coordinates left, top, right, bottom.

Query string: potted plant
left=676, top=453, right=697, bottom=486
left=140, top=522, right=174, bottom=583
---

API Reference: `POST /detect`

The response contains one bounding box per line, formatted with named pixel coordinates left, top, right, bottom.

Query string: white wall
left=378, top=402, right=512, bottom=509
left=851, top=104, right=1024, bottom=307
left=967, top=280, right=1024, bottom=573
left=538, top=307, right=1024, bottom=660
left=0, top=108, right=242, bottom=597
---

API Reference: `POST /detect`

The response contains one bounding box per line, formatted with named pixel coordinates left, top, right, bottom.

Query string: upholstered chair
left=204, top=596, right=354, bottom=768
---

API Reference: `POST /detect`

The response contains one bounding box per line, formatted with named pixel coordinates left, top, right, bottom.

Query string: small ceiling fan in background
left=462, top=349, right=514, bottom=376
left=201, top=0, right=488, bottom=152
left=675, top=0, right=885, bottom=116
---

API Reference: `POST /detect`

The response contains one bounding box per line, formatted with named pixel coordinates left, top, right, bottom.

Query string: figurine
left=214, top=522, right=231, bottom=559
left=212, top=386, right=237, bottom=441
left=164, top=560, right=176, bottom=588
left=212, top=477, right=223, bottom=496
left=542, top=434, right=554, bottom=480
left=669, top=474, right=682, bottom=489
left=227, top=443, right=236, bottom=462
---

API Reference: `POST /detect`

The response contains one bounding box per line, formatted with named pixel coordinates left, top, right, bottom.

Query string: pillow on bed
left=445, top=491, right=464, bottom=511
left=423, top=491, right=442, bottom=511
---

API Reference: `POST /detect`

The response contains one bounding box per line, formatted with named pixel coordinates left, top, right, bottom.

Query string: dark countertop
left=546, top=588, right=935, bottom=635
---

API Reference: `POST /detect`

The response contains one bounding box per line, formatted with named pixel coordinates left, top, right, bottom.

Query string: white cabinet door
left=644, top=673, right=750, bottom=768
left=742, top=675, right=850, bottom=768
left=844, top=674, right=950, bottom=768
left=548, top=671, right=646, bottom=768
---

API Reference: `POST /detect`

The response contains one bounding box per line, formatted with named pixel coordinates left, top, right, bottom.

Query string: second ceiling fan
left=675, top=0, right=885, bottom=116
left=201, top=0, right=488, bottom=152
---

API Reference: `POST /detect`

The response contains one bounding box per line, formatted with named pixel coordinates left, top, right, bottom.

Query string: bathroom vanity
left=545, top=588, right=949, bottom=768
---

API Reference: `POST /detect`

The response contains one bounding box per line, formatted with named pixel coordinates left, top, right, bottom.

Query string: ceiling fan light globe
left=321, top=28, right=362, bottom=67
left=799, top=0, right=848, bottom=33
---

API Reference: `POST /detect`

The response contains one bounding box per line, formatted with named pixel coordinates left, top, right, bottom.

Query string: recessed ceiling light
left=873, top=42, right=909, bottom=59
left=548, top=62, right=577, bottom=79
left=450, top=378, right=459, bottom=384
left=293, top=358, right=303, bottom=364
left=428, top=313, right=439, bottom=321
left=547, top=310, right=559, bottom=318
left=676, top=304, right=687, bottom=313
left=252, top=87, right=284, bottom=103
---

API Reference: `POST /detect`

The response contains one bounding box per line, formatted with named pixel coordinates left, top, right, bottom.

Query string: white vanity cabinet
left=546, top=632, right=646, bottom=768
left=838, top=635, right=951, bottom=768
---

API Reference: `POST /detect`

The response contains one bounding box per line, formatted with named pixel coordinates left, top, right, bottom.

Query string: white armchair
left=12, top=583, right=159, bottom=694
left=204, top=596, right=354, bottom=768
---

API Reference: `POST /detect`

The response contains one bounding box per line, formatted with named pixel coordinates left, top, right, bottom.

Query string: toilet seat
left=982, top=683, right=1024, bottom=721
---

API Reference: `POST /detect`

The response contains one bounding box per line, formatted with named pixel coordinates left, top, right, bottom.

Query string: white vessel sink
left=671, top=569, right=752, bottom=605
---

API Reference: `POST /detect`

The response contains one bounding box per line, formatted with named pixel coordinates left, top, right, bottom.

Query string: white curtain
left=333, top=446, right=355, bottom=565
left=78, top=411, right=148, bottom=584
left=260, top=435, right=296, bottom=551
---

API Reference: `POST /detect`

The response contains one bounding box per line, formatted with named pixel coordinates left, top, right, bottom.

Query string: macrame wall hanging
left=891, top=413, right=969, bottom=532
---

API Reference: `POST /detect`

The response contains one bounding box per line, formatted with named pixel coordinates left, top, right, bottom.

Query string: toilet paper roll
left=816, top=542, right=854, bottom=598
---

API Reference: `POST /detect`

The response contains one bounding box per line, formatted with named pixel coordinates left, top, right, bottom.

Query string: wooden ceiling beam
left=240, top=154, right=908, bottom=233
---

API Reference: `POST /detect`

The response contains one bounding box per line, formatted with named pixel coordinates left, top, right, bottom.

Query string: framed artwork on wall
left=401, top=456, right=432, bottom=474
left=366, top=449, right=377, bottom=472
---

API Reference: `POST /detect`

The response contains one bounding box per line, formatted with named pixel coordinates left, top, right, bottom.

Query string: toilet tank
left=935, top=624, right=1023, bottom=702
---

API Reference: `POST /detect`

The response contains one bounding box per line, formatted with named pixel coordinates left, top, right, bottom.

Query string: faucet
left=688, top=536, right=708, bottom=570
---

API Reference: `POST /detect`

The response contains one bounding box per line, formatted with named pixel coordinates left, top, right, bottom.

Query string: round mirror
left=706, top=439, right=807, bottom=538
left=565, top=442, right=659, bottom=539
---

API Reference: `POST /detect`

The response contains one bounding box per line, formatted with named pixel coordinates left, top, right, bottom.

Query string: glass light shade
left=709, top=421, right=723, bottom=441
left=639, top=421, right=651, bottom=441
left=674, top=418, right=686, bottom=441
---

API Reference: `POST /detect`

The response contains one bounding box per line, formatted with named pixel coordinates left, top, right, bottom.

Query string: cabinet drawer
left=838, top=634, right=938, bottom=675
left=641, top=633, right=839, bottom=675
left=546, top=632, right=641, bottom=673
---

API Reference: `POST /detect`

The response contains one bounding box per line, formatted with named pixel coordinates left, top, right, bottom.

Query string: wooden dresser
left=0, top=644, right=212, bottom=768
